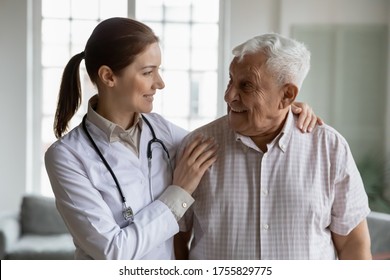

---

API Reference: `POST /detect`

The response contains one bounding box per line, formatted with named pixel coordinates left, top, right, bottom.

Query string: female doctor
left=45, top=17, right=319, bottom=260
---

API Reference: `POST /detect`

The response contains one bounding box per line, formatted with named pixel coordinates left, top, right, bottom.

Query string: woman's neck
left=95, top=97, right=136, bottom=130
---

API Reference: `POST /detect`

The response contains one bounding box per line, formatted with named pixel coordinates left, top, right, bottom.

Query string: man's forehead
left=230, top=53, right=266, bottom=74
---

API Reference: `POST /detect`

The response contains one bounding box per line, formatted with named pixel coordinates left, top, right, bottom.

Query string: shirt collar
left=86, top=95, right=143, bottom=142
left=234, top=108, right=294, bottom=153
left=275, top=108, right=294, bottom=153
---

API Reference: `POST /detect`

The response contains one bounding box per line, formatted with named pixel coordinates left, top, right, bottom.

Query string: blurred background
left=0, top=0, right=389, bottom=215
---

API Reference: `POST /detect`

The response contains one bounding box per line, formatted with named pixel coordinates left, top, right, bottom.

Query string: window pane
left=41, top=117, right=56, bottom=144
left=164, top=0, right=191, bottom=22
left=99, top=0, right=127, bottom=19
left=196, top=71, right=218, bottom=117
left=71, top=44, right=86, bottom=55
left=42, top=19, right=70, bottom=44
left=42, top=44, right=70, bottom=67
left=192, top=24, right=219, bottom=48
left=145, top=22, right=163, bottom=38
left=136, top=0, right=219, bottom=130
left=79, top=67, right=97, bottom=112
left=42, top=0, right=70, bottom=18
left=71, top=20, right=97, bottom=45
left=71, top=0, right=99, bottom=19
left=159, top=71, right=190, bottom=117
left=192, top=0, right=219, bottom=23
left=42, top=68, right=63, bottom=115
left=164, top=23, right=190, bottom=47
left=136, top=0, right=163, bottom=21
left=164, top=48, right=190, bottom=70
left=192, top=48, right=218, bottom=71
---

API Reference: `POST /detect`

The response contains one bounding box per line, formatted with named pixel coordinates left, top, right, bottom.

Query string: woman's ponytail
left=54, top=51, right=85, bottom=138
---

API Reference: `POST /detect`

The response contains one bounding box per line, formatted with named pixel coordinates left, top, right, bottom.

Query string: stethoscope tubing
left=81, top=114, right=171, bottom=221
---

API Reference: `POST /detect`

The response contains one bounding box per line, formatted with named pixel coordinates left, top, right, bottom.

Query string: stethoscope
left=82, top=114, right=172, bottom=223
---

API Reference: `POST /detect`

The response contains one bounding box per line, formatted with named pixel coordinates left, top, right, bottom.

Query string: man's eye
left=241, top=82, right=252, bottom=89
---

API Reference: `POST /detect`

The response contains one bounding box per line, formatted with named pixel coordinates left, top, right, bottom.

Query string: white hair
left=232, top=33, right=311, bottom=89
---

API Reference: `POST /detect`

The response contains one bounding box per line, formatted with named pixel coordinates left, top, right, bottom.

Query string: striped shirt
left=180, top=110, right=370, bottom=259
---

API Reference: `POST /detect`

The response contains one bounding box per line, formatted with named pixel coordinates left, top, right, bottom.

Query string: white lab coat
left=45, top=113, right=188, bottom=259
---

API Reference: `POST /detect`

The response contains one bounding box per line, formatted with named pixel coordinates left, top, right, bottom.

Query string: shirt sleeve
left=158, top=185, right=194, bottom=221
left=330, top=136, right=371, bottom=235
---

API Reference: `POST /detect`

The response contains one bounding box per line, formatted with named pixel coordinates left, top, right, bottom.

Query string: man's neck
left=250, top=112, right=288, bottom=152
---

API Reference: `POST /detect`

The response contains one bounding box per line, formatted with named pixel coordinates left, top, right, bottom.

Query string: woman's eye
left=143, top=71, right=153, bottom=76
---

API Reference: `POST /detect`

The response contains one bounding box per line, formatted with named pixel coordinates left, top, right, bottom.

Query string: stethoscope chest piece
left=82, top=114, right=170, bottom=223
left=122, top=203, right=134, bottom=222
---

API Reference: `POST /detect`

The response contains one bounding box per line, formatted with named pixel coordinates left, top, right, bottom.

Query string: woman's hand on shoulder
left=292, top=101, right=324, bottom=133
left=173, top=134, right=218, bottom=195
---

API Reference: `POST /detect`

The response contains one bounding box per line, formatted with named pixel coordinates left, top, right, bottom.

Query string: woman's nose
left=154, top=73, right=165, bottom=89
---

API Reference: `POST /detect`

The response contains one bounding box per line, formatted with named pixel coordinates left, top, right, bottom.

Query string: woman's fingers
left=173, top=134, right=218, bottom=194
left=186, top=137, right=217, bottom=164
left=292, top=102, right=323, bottom=133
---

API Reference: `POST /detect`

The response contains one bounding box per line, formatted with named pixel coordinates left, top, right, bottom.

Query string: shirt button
left=262, top=189, right=268, bottom=196
left=280, top=144, right=285, bottom=149
left=182, top=202, right=188, bottom=208
left=263, top=224, right=269, bottom=230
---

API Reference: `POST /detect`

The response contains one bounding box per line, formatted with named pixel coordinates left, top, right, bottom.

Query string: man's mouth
left=230, top=107, right=247, bottom=113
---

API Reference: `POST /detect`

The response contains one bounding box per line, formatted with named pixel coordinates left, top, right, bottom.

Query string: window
left=136, top=0, right=220, bottom=129
left=38, top=0, right=220, bottom=195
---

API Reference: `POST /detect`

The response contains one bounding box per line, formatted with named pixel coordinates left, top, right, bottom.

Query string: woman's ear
left=280, top=83, right=298, bottom=109
left=98, top=65, right=115, bottom=87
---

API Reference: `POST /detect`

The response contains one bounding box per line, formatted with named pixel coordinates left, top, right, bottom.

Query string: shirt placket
left=260, top=151, right=270, bottom=259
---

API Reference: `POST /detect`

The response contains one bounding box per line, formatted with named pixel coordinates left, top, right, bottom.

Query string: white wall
left=0, top=0, right=29, bottom=212
left=223, top=0, right=389, bottom=67
left=279, top=0, right=389, bottom=34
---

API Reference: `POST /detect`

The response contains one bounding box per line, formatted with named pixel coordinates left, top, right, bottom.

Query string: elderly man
left=176, top=33, right=371, bottom=260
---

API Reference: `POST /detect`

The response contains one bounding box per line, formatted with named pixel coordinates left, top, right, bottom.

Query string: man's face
left=224, top=52, right=286, bottom=137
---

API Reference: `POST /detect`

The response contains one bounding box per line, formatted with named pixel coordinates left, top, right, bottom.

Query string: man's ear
left=279, top=83, right=298, bottom=109
left=98, top=65, right=115, bottom=87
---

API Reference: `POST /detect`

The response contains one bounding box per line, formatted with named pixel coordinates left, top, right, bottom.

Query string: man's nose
left=224, top=84, right=238, bottom=103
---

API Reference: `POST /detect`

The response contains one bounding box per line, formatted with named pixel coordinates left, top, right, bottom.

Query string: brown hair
left=54, top=17, right=159, bottom=138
